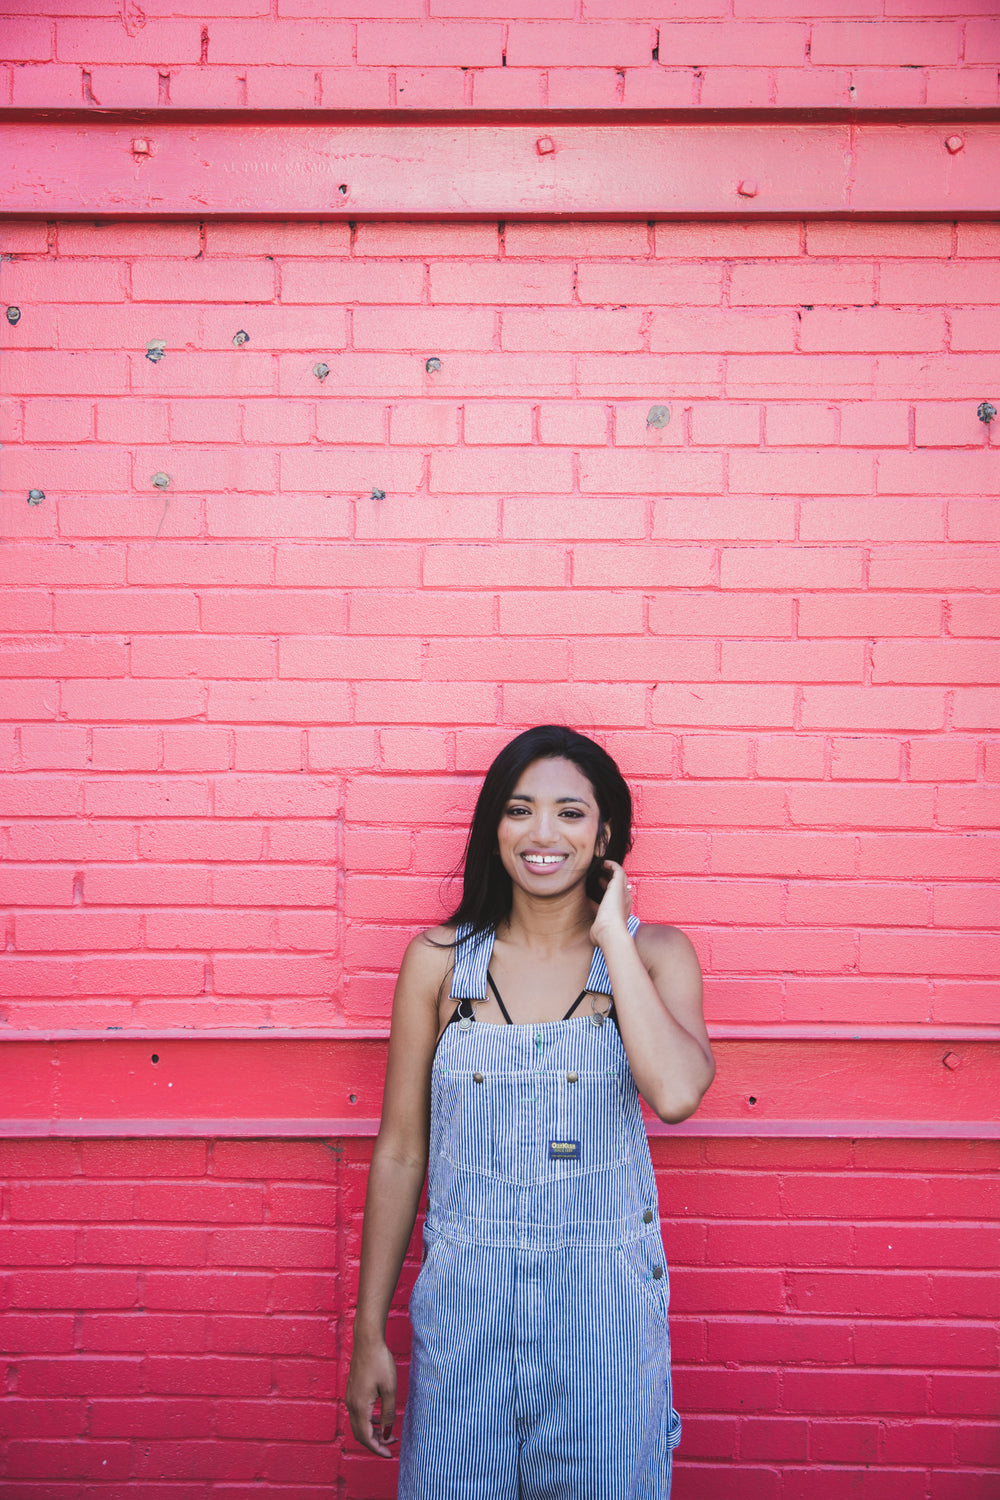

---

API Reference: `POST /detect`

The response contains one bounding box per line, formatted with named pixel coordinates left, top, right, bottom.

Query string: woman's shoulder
left=634, top=920, right=702, bottom=972
left=399, top=923, right=460, bottom=986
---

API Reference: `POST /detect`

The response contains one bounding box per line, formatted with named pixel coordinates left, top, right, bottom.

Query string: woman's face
left=496, top=756, right=607, bottom=899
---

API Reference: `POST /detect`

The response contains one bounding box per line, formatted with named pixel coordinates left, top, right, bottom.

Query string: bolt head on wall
left=977, top=401, right=996, bottom=424
left=233, top=330, right=250, bottom=346
left=27, top=488, right=45, bottom=505
left=151, top=472, right=171, bottom=490
left=313, top=362, right=330, bottom=381
left=146, top=339, right=166, bottom=363
left=425, top=356, right=442, bottom=374
left=646, top=405, right=671, bottom=429
left=6, top=305, right=21, bottom=325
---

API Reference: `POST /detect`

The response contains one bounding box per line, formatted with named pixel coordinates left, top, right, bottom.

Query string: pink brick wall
left=1, top=216, right=997, bottom=1031
left=1, top=1136, right=997, bottom=1497
left=2, top=4, right=998, bottom=111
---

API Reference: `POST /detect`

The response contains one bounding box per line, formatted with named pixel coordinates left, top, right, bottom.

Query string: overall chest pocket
left=552, top=1067, right=628, bottom=1178
left=486, top=1067, right=627, bottom=1186
left=434, top=1066, right=495, bottom=1178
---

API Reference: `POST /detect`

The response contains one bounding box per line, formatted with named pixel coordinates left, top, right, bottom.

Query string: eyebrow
left=507, top=793, right=592, bottom=806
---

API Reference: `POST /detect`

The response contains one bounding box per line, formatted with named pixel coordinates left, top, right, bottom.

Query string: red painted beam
left=1, top=122, right=998, bottom=219
left=0, top=1035, right=996, bottom=1138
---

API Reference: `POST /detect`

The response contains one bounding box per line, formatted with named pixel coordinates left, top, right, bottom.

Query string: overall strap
left=583, top=914, right=641, bottom=995
left=450, top=923, right=495, bottom=1000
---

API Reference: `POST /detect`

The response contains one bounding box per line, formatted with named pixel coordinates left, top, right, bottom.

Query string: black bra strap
left=561, top=988, right=589, bottom=1021
left=486, top=973, right=515, bottom=1025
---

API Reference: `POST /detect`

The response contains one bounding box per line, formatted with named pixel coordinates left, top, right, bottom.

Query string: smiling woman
left=346, top=725, right=715, bottom=1500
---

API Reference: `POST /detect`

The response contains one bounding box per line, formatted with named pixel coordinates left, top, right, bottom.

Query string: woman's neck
left=502, top=887, right=595, bottom=951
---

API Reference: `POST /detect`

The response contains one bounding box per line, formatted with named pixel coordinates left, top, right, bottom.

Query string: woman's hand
left=346, top=1334, right=398, bottom=1458
left=589, top=859, right=633, bottom=950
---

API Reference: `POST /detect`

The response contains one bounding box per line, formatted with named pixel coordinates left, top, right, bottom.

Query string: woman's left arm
left=591, top=861, right=715, bottom=1123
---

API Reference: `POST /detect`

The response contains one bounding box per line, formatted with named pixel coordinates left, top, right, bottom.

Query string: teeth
left=523, top=855, right=565, bottom=865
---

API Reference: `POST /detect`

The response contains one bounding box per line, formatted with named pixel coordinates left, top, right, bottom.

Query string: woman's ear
left=595, top=824, right=611, bottom=859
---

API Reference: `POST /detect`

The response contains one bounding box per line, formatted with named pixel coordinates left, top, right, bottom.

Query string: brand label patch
left=548, top=1139, right=581, bottom=1160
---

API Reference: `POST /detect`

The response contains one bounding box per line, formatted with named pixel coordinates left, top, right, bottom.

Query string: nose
left=533, top=808, right=559, bottom=843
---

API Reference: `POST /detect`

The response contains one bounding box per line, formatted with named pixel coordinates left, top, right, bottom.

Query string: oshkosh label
left=548, top=1139, right=581, bottom=1161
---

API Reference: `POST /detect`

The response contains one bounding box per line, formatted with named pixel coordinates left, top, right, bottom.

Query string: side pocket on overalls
left=408, top=1232, right=445, bottom=1316
left=613, top=1235, right=670, bottom=1322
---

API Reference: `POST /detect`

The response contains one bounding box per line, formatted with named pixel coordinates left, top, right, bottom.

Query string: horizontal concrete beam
left=1, top=1033, right=996, bottom=1138
left=2, top=121, right=998, bottom=219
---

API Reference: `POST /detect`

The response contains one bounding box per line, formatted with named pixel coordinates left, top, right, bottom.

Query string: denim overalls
left=398, top=917, right=682, bottom=1499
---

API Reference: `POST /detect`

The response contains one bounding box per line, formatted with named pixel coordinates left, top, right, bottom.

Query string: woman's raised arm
left=591, top=862, right=715, bottom=1124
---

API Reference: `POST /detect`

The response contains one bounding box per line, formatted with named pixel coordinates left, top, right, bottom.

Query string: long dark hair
left=448, top=725, right=633, bottom=939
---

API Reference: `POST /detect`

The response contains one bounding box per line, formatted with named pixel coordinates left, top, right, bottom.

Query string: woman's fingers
left=378, top=1384, right=397, bottom=1450
left=346, top=1355, right=397, bottom=1458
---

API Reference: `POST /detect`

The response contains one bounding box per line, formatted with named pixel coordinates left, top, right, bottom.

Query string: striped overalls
left=398, top=917, right=681, bottom=1500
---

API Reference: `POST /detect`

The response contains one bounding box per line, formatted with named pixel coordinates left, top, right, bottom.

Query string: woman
left=346, top=725, right=715, bottom=1498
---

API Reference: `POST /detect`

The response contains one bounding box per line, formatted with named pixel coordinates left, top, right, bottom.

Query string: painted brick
left=839, top=402, right=911, bottom=448
left=538, top=403, right=608, bottom=446
left=857, top=834, right=998, bottom=882
left=429, top=262, right=574, bottom=305
left=812, top=19, right=961, bottom=63
left=505, top=20, right=651, bottom=65
left=829, top=736, right=900, bottom=779
left=908, top=738, right=978, bottom=782
left=689, top=404, right=760, bottom=446
left=800, top=687, right=945, bottom=731
left=581, top=449, right=724, bottom=494
left=427, top=636, right=571, bottom=682
left=504, top=496, right=646, bottom=541
left=800, top=500, right=944, bottom=543
left=949, top=500, right=1000, bottom=543
left=787, top=880, right=928, bottom=927
left=463, top=402, right=533, bottom=446
left=311, top=402, right=386, bottom=445
left=721, top=546, right=864, bottom=590
left=731, top=261, right=875, bottom=306
left=650, top=593, right=792, bottom=638
left=357, top=20, right=502, bottom=64
left=577, top=262, right=721, bottom=306
left=789, top=783, right=935, bottom=828
left=613, top=402, right=685, bottom=448
left=497, top=589, right=641, bottom=636
left=349, top=589, right=495, bottom=633
left=802, top=307, right=946, bottom=354
left=389, top=403, right=458, bottom=445
left=472, top=66, right=547, bottom=108
left=754, top=736, right=825, bottom=780
left=797, top=593, right=941, bottom=638
left=503, top=306, right=644, bottom=353
left=764, top=404, right=838, bottom=447
left=721, top=640, right=864, bottom=682
left=432, top=446, right=571, bottom=492
left=131, top=259, right=275, bottom=303
left=726, top=353, right=874, bottom=400
left=281, top=260, right=422, bottom=305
